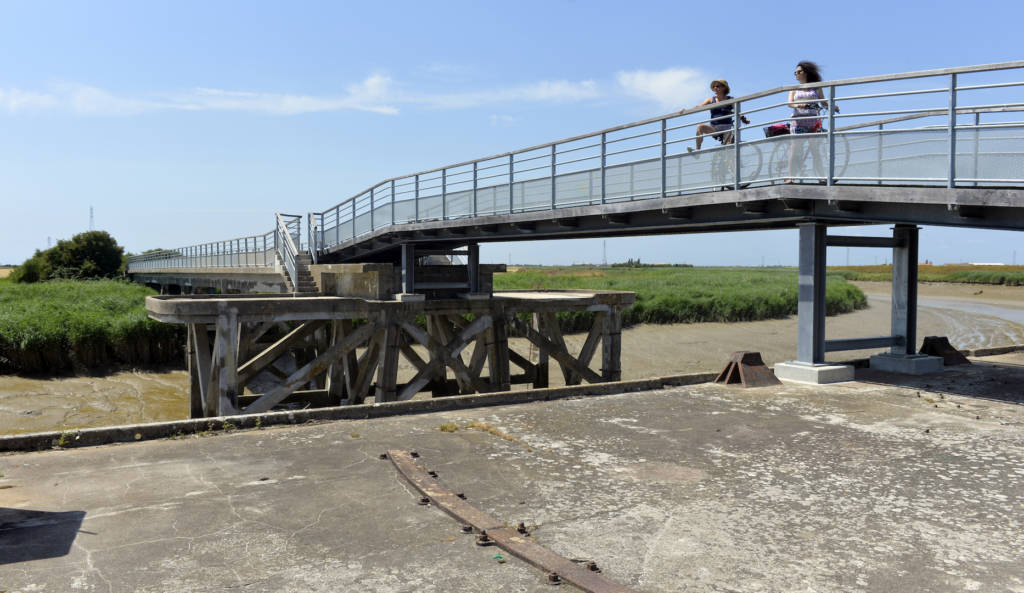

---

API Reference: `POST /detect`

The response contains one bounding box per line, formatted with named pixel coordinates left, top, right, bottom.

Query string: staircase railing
left=307, top=212, right=319, bottom=264
left=275, top=213, right=302, bottom=291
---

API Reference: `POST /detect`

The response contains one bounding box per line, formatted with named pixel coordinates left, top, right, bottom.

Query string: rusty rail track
left=386, top=449, right=639, bottom=593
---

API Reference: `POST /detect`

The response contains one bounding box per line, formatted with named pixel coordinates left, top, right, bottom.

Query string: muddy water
left=0, top=370, right=189, bottom=435
left=3, top=282, right=1023, bottom=436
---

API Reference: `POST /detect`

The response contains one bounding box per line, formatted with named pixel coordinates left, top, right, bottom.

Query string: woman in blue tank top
left=686, top=79, right=750, bottom=153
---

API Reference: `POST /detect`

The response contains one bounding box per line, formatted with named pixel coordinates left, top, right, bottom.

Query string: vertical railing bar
left=414, top=174, right=420, bottom=222
left=660, top=118, right=667, bottom=197
left=733, top=101, right=742, bottom=190
left=370, top=187, right=375, bottom=231
left=600, top=132, right=607, bottom=204
left=442, top=169, right=447, bottom=220
left=877, top=123, right=884, bottom=185
left=629, top=154, right=635, bottom=200
left=947, top=73, right=957, bottom=188
left=391, top=179, right=396, bottom=226
left=550, top=144, right=557, bottom=210
left=351, top=199, right=356, bottom=241
left=472, top=162, right=478, bottom=217
left=827, top=86, right=836, bottom=186
left=508, top=154, right=514, bottom=214
left=972, top=111, right=981, bottom=187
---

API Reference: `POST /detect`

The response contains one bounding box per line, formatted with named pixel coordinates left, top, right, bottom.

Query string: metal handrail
left=128, top=61, right=1024, bottom=268
left=275, top=213, right=301, bottom=290
left=125, top=230, right=276, bottom=271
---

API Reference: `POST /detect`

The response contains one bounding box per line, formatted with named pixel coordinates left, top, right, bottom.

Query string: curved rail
left=127, top=60, right=1024, bottom=273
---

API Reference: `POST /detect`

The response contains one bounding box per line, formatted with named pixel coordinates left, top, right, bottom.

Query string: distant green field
left=0, top=278, right=184, bottom=374
left=831, top=264, right=1024, bottom=286
left=495, top=266, right=866, bottom=331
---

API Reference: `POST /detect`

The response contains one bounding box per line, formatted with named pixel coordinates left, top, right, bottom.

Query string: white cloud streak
left=0, top=69, right=703, bottom=117
left=616, top=67, right=707, bottom=111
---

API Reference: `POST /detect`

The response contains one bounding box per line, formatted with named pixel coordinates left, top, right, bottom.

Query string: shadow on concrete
left=0, top=508, right=86, bottom=565
left=855, top=360, right=1024, bottom=405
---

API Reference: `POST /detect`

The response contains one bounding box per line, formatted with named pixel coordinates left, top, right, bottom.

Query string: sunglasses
left=794, top=70, right=805, bottom=76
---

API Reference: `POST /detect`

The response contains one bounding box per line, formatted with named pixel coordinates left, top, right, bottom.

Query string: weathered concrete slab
left=774, top=360, right=855, bottom=384
left=2, top=358, right=1023, bottom=592
left=869, top=352, right=945, bottom=374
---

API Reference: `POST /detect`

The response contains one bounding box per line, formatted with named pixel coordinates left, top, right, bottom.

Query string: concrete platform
left=774, top=360, right=855, bottom=384
left=2, top=359, right=1023, bottom=592
left=869, top=353, right=945, bottom=375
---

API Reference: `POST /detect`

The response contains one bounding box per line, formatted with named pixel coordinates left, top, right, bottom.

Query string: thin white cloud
left=0, top=88, right=60, bottom=112
left=0, top=75, right=400, bottom=116
left=58, top=83, right=161, bottom=115
left=616, top=68, right=707, bottom=111
left=171, top=76, right=398, bottom=115
left=489, top=114, right=519, bottom=127
left=0, top=69, right=701, bottom=117
left=411, top=79, right=599, bottom=110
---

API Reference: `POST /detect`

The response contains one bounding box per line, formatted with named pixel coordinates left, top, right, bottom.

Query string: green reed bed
left=831, top=264, right=1024, bottom=286
left=495, top=266, right=867, bottom=332
left=0, top=278, right=185, bottom=373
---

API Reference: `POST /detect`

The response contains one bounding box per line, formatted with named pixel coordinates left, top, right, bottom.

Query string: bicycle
left=765, top=116, right=851, bottom=184
left=708, top=130, right=764, bottom=190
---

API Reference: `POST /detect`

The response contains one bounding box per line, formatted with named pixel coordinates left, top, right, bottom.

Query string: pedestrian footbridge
left=128, top=61, right=1024, bottom=381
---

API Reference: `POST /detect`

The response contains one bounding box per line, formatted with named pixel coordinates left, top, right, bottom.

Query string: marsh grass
left=832, top=264, right=1024, bottom=286
left=494, top=266, right=866, bottom=332
left=0, top=278, right=185, bottom=373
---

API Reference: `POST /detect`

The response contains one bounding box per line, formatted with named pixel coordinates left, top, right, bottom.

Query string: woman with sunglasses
left=789, top=61, right=837, bottom=133
left=787, top=61, right=838, bottom=181
left=686, top=79, right=750, bottom=154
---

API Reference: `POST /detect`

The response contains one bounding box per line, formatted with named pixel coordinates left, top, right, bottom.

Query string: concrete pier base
left=774, top=361, right=855, bottom=384
left=869, top=353, right=944, bottom=375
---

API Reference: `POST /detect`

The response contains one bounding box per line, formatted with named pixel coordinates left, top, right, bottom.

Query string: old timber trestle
left=147, top=287, right=632, bottom=418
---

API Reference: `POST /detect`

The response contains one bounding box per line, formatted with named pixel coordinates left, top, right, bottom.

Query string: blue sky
left=1, top=0, right=1022, bottom=266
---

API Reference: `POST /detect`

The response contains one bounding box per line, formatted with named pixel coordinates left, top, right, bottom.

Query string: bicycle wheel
left=711, top=147, right=732, bottom=190
left=768, top=139, right=790, bottom=183
left=830, top=131, right=851, bottom=180
left=738, top=143, right=762, bottom=188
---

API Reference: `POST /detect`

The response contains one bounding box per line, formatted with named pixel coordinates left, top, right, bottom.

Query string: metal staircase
left=281, top=252, right=318, bottom=294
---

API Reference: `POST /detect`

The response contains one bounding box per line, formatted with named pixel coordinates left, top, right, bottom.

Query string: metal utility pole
left=89, top=206, right=94, bottom=231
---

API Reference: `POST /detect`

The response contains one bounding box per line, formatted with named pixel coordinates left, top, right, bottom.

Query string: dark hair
left=796, top=61, right=822, bottom=83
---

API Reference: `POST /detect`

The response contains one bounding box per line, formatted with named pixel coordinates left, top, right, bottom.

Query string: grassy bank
left=832, top=264, right=1024, bottom=286
left=0, top=278, right=185, bottom=374
left=495, top=266, right=866, bottom=332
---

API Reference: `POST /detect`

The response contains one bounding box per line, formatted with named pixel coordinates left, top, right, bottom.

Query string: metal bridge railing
left=126, top=230, right=277, bottom=272
left=127, top=60, right=1024, bottom=273
left=311, top=60, right=1024, bottom=255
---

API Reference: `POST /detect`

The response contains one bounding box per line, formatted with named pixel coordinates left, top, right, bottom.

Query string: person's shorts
left=792, top=119, right=823, bottom=134
left=710, top=123, right=732, bottom=136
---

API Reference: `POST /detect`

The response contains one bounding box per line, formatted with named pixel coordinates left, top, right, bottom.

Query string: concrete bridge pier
left=775, top=222, right=942, bottom=384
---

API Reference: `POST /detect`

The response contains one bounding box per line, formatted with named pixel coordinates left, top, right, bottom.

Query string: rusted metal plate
left=714, top=351, right=781, bottom=387
left=387, top=449, right=640, bottom=593
left=920, top=335, right=970, bottom=365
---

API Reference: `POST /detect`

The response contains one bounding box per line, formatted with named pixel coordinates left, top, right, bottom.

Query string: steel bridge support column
left=774, top=223, right=854, bottom=384
left=397, top=243, right=424, bottom=301
left=891, top=224, right=918, bottom=356
left=797, top=222, right=827, bottom=364
left=869, top=225, right=944, bottom=374
left=467, top=243, right=481, bottom=294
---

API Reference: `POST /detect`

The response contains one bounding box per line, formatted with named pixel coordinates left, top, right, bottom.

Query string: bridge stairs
left=279, top=252, right=319, bottom=294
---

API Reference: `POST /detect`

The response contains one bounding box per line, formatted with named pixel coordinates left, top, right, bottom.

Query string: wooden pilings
left=157, top=291, right=633, bottom=418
